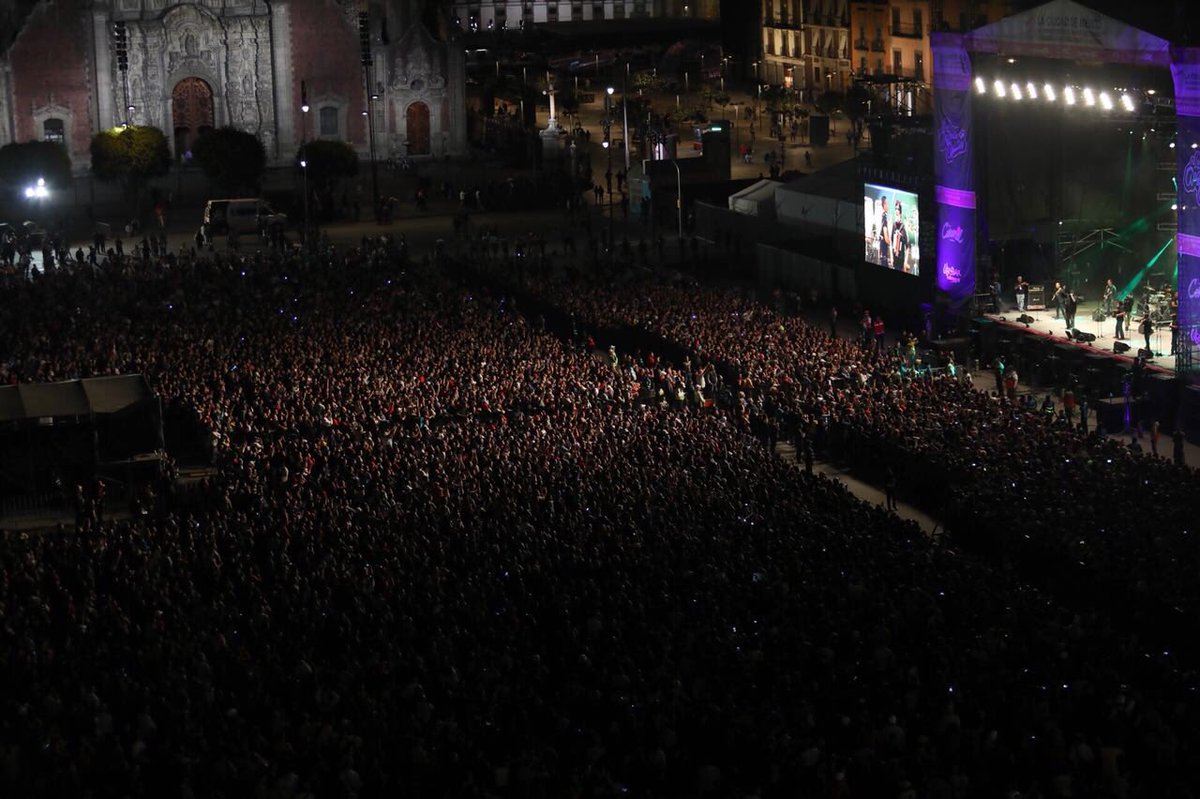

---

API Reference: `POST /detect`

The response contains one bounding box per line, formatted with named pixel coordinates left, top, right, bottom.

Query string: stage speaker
left=1017, top=314, right=1035, bottom=325
left=1072, top=329, right=1096, bottom=343
left=1139, top=348, right=1155, bottom=360
left=1114, top=341, right=1131, bottom=354
left=1027, top=285, right=1046, bottom=310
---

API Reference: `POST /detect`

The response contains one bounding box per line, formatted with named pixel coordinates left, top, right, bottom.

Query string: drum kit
left=1139, top=284, right=1176, bottom=325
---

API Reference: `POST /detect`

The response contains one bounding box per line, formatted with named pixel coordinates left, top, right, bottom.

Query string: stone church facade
left=0, top=0, right=467, bottom=172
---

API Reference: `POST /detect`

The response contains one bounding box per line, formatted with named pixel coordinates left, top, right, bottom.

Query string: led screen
left=864, top=183, right=919, bottom=275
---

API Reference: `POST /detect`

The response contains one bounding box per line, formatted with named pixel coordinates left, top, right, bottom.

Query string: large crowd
left=1, top=238, right=1199, bottom=798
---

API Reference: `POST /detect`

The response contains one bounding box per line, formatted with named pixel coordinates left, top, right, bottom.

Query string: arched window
left=319, top=106, right=339, bottom=136
left=43, top=118, right=65, bottom=144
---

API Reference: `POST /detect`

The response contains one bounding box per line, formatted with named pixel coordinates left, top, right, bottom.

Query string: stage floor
left=983, top=300, right=1176, bottom=374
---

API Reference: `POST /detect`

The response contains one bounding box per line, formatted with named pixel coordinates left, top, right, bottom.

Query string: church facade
left=0, top=0, right=467, bottom=172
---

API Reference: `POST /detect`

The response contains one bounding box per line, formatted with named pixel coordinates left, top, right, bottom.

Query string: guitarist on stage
left=1114, top=297, right=1128, bottom=340
left=1101, top=278, right=1116, bottom=313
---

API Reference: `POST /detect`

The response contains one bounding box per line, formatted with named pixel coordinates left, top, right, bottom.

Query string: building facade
left=447, top=0, right=719, bottom=31
left=760, top=0, right=852, bottom=97
left=846, top=0, right=1010, bottom=112
left=0, top=0, right=467, bottom=173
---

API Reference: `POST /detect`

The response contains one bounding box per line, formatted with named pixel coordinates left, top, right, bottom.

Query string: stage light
left=994, top=79, right=1006, bottom=98
left=1007, top=57, right=1016, bottom=64
left=1011, top=82, right=1023, bottom=100
left=975, top=76, right=986, bottom=94
left=1026, top=82, right=1038, bottom=99
left=1148, top=89, right=1157, bottom=95
left=23, top=177, right=48, bottom=199
left=1083, top=88, right=1095, bottom=106
left=1099, top=92, right=1113, bottom=110
left=1043, top=84, right=1056, bottom=102
left=1064, top=87, right=1076, bottom=105
left=1172, top=203, right=1178, bottom=210
left=1120, top=93, right=1135, bottom=112
left=1193, top=143, right=1198, bottom=149
left=1170, top=141, right=1176, bottom=148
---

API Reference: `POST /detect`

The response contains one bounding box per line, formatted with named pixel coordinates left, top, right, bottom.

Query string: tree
left=0, top=141, right=72, bottom=196
left=192, top=127, right=267, bottom=195
left=296, top=139, right=358, bottom=220
left=90, top=126, right=170, bottom=200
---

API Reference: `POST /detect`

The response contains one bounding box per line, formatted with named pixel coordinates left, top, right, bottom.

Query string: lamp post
left=672, top=158, right=682, bottom=241
left=301, top=81, right=310, bottom=248
left=620, top=78, right=630, bottom=173
left=603, top=86, right=615, bottom=263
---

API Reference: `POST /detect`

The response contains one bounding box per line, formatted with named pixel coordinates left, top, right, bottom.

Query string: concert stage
left=981, top=301, right=1176, bottom=374
left=973, top=300, right=1190, bottom=434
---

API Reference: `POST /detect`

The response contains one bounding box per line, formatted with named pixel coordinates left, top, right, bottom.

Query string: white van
left=202, top=198, right=287, bottom=237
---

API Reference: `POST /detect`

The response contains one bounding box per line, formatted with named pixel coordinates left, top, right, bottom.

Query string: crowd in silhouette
left=1, top=242, right=1199, bottom=799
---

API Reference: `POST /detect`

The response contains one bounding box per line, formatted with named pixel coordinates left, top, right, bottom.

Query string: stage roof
left=964, top=0, right=1171, bottom=67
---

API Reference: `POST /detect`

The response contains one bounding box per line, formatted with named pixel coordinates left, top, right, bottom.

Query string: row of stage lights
left=974, top=77, right=1143, bottom=112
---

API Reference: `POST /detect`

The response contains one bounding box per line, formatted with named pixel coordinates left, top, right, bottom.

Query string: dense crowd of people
left=1, top=239, right=1199, bottom=798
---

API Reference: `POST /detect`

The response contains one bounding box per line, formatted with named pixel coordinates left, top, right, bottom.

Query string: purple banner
left=936, top=203, right=976, bottom=295
left=935, top=185, right=976, bottom=210
left=1174, top=47, right=1200, bottom=354
left=933, top=34, right=976, bottom=306
left=1179, top=232, right=1200, bottom=259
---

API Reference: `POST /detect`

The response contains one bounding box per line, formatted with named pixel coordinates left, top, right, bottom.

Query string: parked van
left=202, top=198, right=287, bottom=237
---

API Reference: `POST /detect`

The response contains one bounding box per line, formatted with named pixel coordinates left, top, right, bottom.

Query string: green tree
left=192, top=127, right=267, bottom=195
left=630, top=70, right=666, bottom=94
left=296, top=139, right=359, bottom=219
left=90, top=126, right=170, bottom=200
left=0, top=141, right=72, bottom=196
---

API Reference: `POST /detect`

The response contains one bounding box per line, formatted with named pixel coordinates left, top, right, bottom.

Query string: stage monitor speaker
left=1114, top=341, right=1131, bottom=354
left=1017, top=314, right=1035, bottom=325
left=1139, top=348, right=1155, bottom=360
left=1027, top=285, right=1046, bottom=309
left=1072, top=329, right=1096, bottom=343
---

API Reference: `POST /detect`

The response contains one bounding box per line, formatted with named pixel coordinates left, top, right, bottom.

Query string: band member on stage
left=990, top=273, right=1003, bottom=313
left=1052, top=281, right=1065, bottom=319
left=1064, top=290, right=1078, bottom=330
left=1102, top=278, right=1116, bottom=313
left=1015, top=275, right=1030, bottom=311
left=1140, top=313, right=1154, bottom=353
left=1114, top=299, right=1127, bottom=340
left=1171, top=310, right=1180, bottom=356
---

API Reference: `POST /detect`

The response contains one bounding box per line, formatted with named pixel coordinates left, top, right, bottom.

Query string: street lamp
left=301, top=81, right=310, bottom=247
left=603, top=87, right=615, bottom=262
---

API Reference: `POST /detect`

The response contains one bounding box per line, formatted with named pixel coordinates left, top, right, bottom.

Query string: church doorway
left=406, top=102, right=430, bottom=155
left=172, top=77, right=214, bottom=161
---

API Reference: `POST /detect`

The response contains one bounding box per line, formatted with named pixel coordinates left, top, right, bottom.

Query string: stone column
left=93, top=9, right=116, bottom=130
left=270, top=1, right=295, bottom=164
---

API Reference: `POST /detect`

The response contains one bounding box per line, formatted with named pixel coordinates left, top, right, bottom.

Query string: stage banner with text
left=932, top=34, right=975, bottom=306
left=1172, top=48, right=1200, bottom=365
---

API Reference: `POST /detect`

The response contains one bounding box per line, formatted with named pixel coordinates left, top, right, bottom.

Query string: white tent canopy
left=774, top=186, right=862, bottom=235
left=728, top=179, right=780, bottom=217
